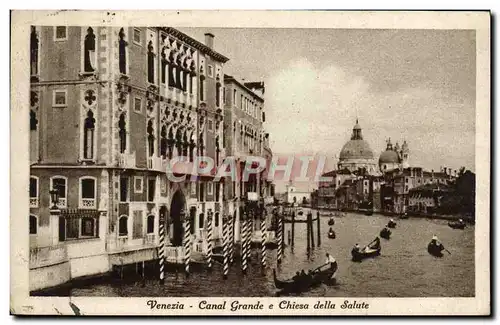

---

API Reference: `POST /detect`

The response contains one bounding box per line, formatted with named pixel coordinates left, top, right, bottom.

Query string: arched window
left=30, top=110, right=38, bottom=131
left=29, top=176, right=38, bottom=207
left=80, top=177, right=97, bottom=209
left=147, top=215, right=155, bottom=234
left=118, top=113, right=126, bottom=153
left=84, top=110, right=95, bottom=160
left=29, top=215, right=37, bottom=235
left=161, top=47, right=167, bottom=84
left=118, top=215, right=128, bottom=236
left=147, top=120, right=155, bottom=157
left=84, top=27, right=96, bottom=73
left=118, top=28, right=128, bottom=75
left=50, top=176, right=67, bottom=208
left=168, top=51, right=175, bottom=87
left=147, top=41, right=155, bottom=84
left=160, top=125, right=167, bottom=158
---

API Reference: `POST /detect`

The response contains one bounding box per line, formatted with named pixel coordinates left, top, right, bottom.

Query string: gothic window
left=168, top=52, right=175, bottom=87
left=147, top=120, right=155, bottom=157
left=30, top=110, right=38, bottom=131
left=83, top=110, right=95, bottom=160
left=168, top=128, right=174, bottom=159
left=161, top=48, right=167, bottom=84
left=160, top=125, right=167, bottom=158
left=175, top=129, right=182, bottom=156
left=175, top=55, right=182, bottom=89
left=118, top=113, right=126, bottom=153
left=182, top=131, right=188, bottom=157
left=147, top=41, right=155, bottom=84
left=118, top=28, right=128, bottom=75
left=147, top=215, right=155, bottom=234
left=118, top=216, right=128, bottom=236
left=189, top=134, right=195, bottom=162
left=84, top=27, right=96, bottom=73
left=30, top=27, right=39, bottom=77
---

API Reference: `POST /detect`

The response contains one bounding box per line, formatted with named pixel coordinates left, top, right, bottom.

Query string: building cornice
left=160, top=27, right=230, bottom=63
left=224, top=74, right=265, bottom=102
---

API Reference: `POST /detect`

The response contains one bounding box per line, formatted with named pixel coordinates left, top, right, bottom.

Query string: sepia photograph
left=10, top=10, right=490, bottom=316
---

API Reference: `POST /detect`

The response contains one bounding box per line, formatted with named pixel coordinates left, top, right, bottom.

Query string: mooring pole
left=309, top=213, right=315, bottom=249
left=182, top=210, right=191, bottom=277
left=306, top=215, right=311, bottom=253
left=241, top=211, right=248, bottom=274
left=291, top=211, right=295, bottom=249
left=222, top=215, right=229, bottom=279
left=158, top=207, right=166, bottom=284
left=261, top=216, right=267, bottom=271
left=317, top=211, right=321, bottom=247
left=206, top=209, right=213, bottom=270
left=277, top=213, right=283, bottom=265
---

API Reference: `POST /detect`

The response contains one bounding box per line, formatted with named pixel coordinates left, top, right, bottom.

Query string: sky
left=180, top=28, right=476, bottom=192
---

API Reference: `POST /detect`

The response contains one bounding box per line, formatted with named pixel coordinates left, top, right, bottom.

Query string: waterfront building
left=378, top=138, right=410, bottom=172
left=28, top=26, right=234, bottom=291
left=223, top=75, right=272, bottom=240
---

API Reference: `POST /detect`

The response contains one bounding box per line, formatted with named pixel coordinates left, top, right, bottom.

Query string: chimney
left=204, top=33, right=214, bottom=49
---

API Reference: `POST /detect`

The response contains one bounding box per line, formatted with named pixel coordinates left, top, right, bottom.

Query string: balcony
left=145, top=233, right=157, bottom=246
left=30, top=197, right=38, bottom=208
left=56, top=198, right=67, bottom=209
left=117, top=152, right=136, bottom=169
left=80, top=198, right=96, bottom=209
left=147, top=156, right=164, bottom=172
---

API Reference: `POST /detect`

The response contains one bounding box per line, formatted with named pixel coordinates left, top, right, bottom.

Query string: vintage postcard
left=10, top=10, right=490, bottom=316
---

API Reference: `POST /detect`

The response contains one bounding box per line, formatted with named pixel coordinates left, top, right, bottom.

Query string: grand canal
left=39, top=212, right=475, bottom=297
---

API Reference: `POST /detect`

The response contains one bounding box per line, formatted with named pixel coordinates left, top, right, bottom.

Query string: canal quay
left=36, top=211, right=475, bottom=298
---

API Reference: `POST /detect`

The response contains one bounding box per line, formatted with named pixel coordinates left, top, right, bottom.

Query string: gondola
left=387, top=220, right=397, bottom=228
left=273, top=263, right=336, bottom=294
left=399, top=213, right=409, bottom=219
left=380, top=228, right=391, bottom=239
left=328, top=218, right=335, bottom=226
left=351, top=240, right=381, bottom=262
left=328, top=230, right=336, bottom=239
left=427, top=241, right=445, bottom=257
left=448, top=221, right=466, bottom=229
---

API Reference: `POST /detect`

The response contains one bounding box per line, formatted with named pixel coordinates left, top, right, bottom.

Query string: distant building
left=285, top=184, right=311, bottom=205
left=378, top=138, right=410, bottom=172
left=338, top=120, right=378, bottom=174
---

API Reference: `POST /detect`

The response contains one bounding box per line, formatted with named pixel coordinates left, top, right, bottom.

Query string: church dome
left=339, top=119, right=374, bottom=161
left=339, top=140, right=374, bottom=160
left=379, top=150, right=400, bottom=164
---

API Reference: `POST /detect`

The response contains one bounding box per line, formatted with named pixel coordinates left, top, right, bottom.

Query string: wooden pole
left=306, top=215, right=311, bottom=252
left=242, top=213, right=248, bottom=274
left=158, top=209, right=166, bottom=284
left=291, top=211, right=295, bottom=248
left=309, top=213, right=315, bottom=249
left=222, top=215, right=229, bottom=279
left=206, top=211, right=213, bottom=270
left=316, top=211, right=321, bottom=247
left=183, top=213, right=191, bottom=277
left=277, top=214, right=283, bottom=264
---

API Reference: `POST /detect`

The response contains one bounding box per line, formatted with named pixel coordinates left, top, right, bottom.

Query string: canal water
left=38, top=212, right=475, bottom=297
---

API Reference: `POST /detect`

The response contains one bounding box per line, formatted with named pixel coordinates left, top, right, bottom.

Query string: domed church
left=338, top=119, right=378, bottom=174
left=379, top=138, right=410, bottom=172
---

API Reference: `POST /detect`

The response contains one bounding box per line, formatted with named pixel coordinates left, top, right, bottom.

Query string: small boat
left=387, top=221, right=397, bottom=228
left=328, top=230, right=336, bottom=239
left=351, top=240, right=381, bottom=262
left=380, top=228, right=391, bottom=240
left=399, top=213, right=409, bottom=219
left=427, top=241, right=445, bottom=257
left=448, top=221, right=466, bottom=229
left=328, top=218, right=335, bottom=226
left=273, top=264, right=336, bottom=294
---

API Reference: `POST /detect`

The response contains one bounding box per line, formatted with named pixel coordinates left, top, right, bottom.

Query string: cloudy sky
left=181, top=28, right=476, bottom=192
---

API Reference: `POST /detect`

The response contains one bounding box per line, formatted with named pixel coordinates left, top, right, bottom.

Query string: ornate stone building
left=337, top=119, right=378, bottom=174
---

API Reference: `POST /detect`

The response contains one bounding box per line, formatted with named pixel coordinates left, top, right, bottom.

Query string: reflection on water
left=38, top=212, right=475, bottom=297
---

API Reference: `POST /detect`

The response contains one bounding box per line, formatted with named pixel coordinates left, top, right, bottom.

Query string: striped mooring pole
left=245, top=214, right=252, bottom=261
left=277, top=213, right=283, bottom=265
left=182, top=209, right=191, bottom=276
left=206, top=209, right=213, bottom=270
left=229, top=214, right=234, bottom=264
left=158, top=207, right=166, bottom=284
left=222, top=215, right=229, bottom=279
left=241, top=212, right=248, bottom=274
left=260, top=217, right=267, bottom=269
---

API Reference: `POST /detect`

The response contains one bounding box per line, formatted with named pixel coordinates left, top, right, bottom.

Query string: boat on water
left=380, top=228, right=391, bottom=240
left=399, top=213, right=409, bottom=219
left=273, top=263, right=337, bottom=294
left=351, top=239, right=381, bottom=262
left=328, top=229, right=336, bottom=239
left=328, top=218, right=335, bottom=226
left=427, top=241, right=445, bottom=257
left=448, top=220, right=466, bottom=229
left=387, top=220, right=397, bottom=228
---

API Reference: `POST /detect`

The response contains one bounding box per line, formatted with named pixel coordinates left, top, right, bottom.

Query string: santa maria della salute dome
left=337, top=119, right=410, bottom=175
left=338, top=119, right=378, bottom=174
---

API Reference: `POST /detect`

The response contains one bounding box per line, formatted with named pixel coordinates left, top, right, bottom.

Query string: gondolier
left=324, top=253, right=338, bottom=271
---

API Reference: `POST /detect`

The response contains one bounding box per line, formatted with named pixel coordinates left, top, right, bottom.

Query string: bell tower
left=401, top=140, right=410, bottom=168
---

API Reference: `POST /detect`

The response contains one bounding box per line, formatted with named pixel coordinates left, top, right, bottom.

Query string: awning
left=60, top=209, right=100, bottom=219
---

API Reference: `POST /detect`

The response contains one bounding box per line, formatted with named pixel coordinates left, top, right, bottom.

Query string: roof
left=339, top=139, right=374, bottom=160
left=161, top=27, right=229, bottom=63
left=379, top=149, right=400, bottom=164
left=224, top=75, right=265, bottom=102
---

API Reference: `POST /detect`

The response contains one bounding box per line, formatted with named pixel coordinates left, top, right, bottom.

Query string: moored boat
left=273, top=263, right=337, bottom=294
left=448, top=221, right=466, bottom=229
left=328, top=230, right=336, bottom=239
left=387, top=220, right=397, bottom=228
left=328, top=218, right=335, bottom=226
